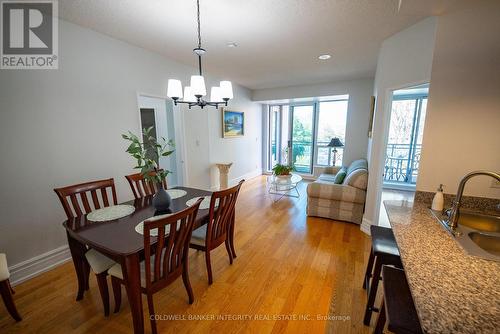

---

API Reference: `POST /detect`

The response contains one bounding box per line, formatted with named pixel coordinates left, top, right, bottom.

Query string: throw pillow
left=334, top=167, right=347, bottom=184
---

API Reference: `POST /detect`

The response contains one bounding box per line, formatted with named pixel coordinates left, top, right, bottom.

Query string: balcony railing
left=384, top=143, right=421, bottom=184
left=291, top=141, right=344, bottom=173
left=270, top=140, right=346, bottom=174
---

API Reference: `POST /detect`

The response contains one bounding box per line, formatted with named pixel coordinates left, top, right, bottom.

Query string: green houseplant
left=272, top=164, right=294, bottom=178
left=122, top=127, right=175, bottom=212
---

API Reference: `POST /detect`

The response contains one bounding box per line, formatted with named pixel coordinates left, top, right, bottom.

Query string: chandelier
left=166, top=0, right=233, bottom=109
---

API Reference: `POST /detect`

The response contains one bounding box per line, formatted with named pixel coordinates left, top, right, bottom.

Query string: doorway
left=383, top=84, right=428, bottom=189
left=137, top=95, right=184, bottom=186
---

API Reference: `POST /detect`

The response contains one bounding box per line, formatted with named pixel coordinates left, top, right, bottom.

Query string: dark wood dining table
left=63, top=186, right=212, bottom=334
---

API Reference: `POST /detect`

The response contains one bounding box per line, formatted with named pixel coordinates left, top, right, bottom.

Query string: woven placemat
left=186, top=196, right=218, bottom=210
left=134, top=213, right=175, bottom=236
left=87, top=205, right=135, bottom=222
left=165, top=189, right=187, bottom=199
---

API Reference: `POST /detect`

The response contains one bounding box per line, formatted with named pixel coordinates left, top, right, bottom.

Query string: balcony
left=292, top=141, right=344, bottom=173
left=384, top=143, right=421, bottom=185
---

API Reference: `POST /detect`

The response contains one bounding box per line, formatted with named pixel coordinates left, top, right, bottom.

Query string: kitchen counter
left=384, top=200, right=500, bottom=333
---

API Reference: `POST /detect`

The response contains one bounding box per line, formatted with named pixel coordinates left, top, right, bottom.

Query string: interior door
left=289, top=105, right=315, bottom=174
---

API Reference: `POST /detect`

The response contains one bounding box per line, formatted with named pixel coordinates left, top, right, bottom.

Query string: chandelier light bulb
left=220, top=81, right=233, bottom=100
left=190, top=75, right=207, bottom=97
left=183, top=86, right=196, bottom=102
left=210, top=86, right=223, bottom=102
left=167, top=79, right=183, bottom=99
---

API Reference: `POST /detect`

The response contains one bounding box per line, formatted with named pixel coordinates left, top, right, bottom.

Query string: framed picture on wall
left=368, top=96, right=376, bottom=138
left=222, top=108, right=244, bottom=138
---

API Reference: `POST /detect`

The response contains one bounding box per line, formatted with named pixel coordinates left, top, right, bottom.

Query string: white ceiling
left=59, top=0, right=461, bottom=90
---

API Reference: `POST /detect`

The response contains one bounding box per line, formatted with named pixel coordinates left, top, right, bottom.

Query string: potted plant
left=122, top=127, right=175, bottom=212
left=272, top=164, right=294, bottom=180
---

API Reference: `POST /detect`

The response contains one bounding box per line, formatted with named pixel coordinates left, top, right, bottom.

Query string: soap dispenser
left=431, top=184, right=444, bottom=211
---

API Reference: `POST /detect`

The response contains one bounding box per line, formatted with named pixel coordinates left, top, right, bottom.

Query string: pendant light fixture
left=167, top=0, right=234, bottom=109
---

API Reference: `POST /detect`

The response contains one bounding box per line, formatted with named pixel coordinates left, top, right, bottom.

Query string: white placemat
left=165, top=189, right=187, bottom=199
left=186, top=196, right=218, bottom=210
left=135, top=213, right=175, bottom=236
left=87, top=205, right=135, bottom=222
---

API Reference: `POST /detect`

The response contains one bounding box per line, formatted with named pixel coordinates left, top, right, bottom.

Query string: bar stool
left=373, top=265, right=423, bottom=334
left=363, top=225, right=402, bottom=326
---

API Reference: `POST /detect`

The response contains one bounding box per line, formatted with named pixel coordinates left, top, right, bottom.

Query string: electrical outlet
left=491, top=179, right=500, bottom=188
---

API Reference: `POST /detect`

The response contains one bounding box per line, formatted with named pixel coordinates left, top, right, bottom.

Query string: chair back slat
left=143, top=198, right=202, bottom=291
left=206, top=180, right=244, bottom=246
left=54, top=178, right=117, bottom=219
left=125, top=170, right=168, bottom=199
left=90, top=190, right=100, bottom=209
left=69, top=194, right=82, bottom=217
left=80, top=192, right=92, bottom=213
left=101, top=188, right=109, bottom=207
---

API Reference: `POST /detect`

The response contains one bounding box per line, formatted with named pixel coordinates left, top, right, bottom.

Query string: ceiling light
left=166, top=0, right=233, bottom=109
left=318, top=54, right=331, bottom=60
left=227, top=42, right=238, bottom=48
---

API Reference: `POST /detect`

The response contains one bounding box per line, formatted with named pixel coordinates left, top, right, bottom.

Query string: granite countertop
left=384, top=200, right=500, bottom=334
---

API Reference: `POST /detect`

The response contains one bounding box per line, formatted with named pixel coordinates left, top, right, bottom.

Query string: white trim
left=210, top=168, right=263, bottom=191
left=382, top=182, right=416, bottom=191
left=8, top=245, right=71, bottom=286
left=360, top=217, right=372, bottom=235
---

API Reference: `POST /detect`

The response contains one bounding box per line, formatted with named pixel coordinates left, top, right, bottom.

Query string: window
left=268, top=106, right=280, bottom=170
left=315, top=100, right=348, bottom=166
left=266, top=98, right=349, bottom=173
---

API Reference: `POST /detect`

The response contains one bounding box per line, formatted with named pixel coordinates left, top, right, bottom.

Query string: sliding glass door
left=290, top=105, right=315, bottom=174
left=385, top=93, right=428, bottom=185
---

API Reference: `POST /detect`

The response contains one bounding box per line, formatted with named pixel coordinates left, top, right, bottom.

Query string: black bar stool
left=363, top=225, right=402, bottom=326
left=373, top=265, right=423, bottom=334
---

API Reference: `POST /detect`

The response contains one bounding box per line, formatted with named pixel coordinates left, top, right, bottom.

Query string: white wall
left=253, top=78, right=374, bottom=167
left=417, top=0, right=500, bottom=199
left=183, top=85, right=262, bottom=190
left=363, top=17, right=437, bottom=230
left=0, top=19, right=262, bottom=271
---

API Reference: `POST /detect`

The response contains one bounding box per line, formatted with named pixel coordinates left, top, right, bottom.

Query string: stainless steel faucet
left=446, top=170, right=500, bottom=231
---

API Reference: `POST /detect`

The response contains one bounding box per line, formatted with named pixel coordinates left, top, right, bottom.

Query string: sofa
left=306, top=159, right=368, bottom=224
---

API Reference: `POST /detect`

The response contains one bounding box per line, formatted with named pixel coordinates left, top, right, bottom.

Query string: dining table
left=63, top=186, right=213, bottom=334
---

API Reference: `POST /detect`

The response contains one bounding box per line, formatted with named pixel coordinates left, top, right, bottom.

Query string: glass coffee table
left=267, top=173, right=302, bottom=202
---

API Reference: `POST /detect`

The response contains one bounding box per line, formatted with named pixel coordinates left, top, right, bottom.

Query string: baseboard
left=8, top=245, right=72, bottom=286
left=210, top=168, right=263, bottom=191
left=360, top=218, right=372, bottom=235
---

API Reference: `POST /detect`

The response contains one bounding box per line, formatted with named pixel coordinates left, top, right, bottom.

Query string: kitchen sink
left=431, top=209, right=500, bottom=261
left=469, top=232, right=500, bottom=257
left=458, top=212, right=500, bottom=233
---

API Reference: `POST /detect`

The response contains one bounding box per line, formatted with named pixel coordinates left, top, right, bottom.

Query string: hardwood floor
left=0, top=176, right=374, bottom=334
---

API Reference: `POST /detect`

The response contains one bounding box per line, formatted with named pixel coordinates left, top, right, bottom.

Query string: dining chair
left=54, top=178, right=118, bottom=316
left=109, top=198, right=203, bottom=334
left=0, top=253, right=21, bottom=322
left=125, top=170, right=167, bottom=199
left=189, top=180, right=244, bottom=284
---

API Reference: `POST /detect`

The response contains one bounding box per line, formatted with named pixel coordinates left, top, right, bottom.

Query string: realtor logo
left=1, top=0, right=58, bottom=69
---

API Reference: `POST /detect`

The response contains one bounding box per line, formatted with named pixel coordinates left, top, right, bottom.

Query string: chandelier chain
left=196, top=0, right=202, bottom=48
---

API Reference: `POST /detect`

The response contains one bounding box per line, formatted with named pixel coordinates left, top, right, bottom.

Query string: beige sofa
left=306, top=159, right=368, bottom=224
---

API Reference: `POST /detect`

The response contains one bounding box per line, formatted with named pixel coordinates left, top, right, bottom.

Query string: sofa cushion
left=320, top=165, right=342, bottom=176
left=334, top=167, right=347, bottom=184
left=318, top=174, right=336, bottom=182
left=346, top=159, right=368, bottom=175
left=343, top=168, right=368, bottom=190
left=307, top=181, right=366, bottom=204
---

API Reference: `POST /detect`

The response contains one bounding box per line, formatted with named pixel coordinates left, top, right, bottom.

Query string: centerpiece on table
left=122, top=127, right=175, bottom=212
left=272, top=163, right=294, bottom=181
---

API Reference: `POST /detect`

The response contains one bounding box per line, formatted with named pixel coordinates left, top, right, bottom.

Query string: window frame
left=266, top=97, right=349, bottom=174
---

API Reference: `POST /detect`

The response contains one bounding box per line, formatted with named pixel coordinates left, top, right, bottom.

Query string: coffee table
left=267, top=173, right=302, bottom=202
